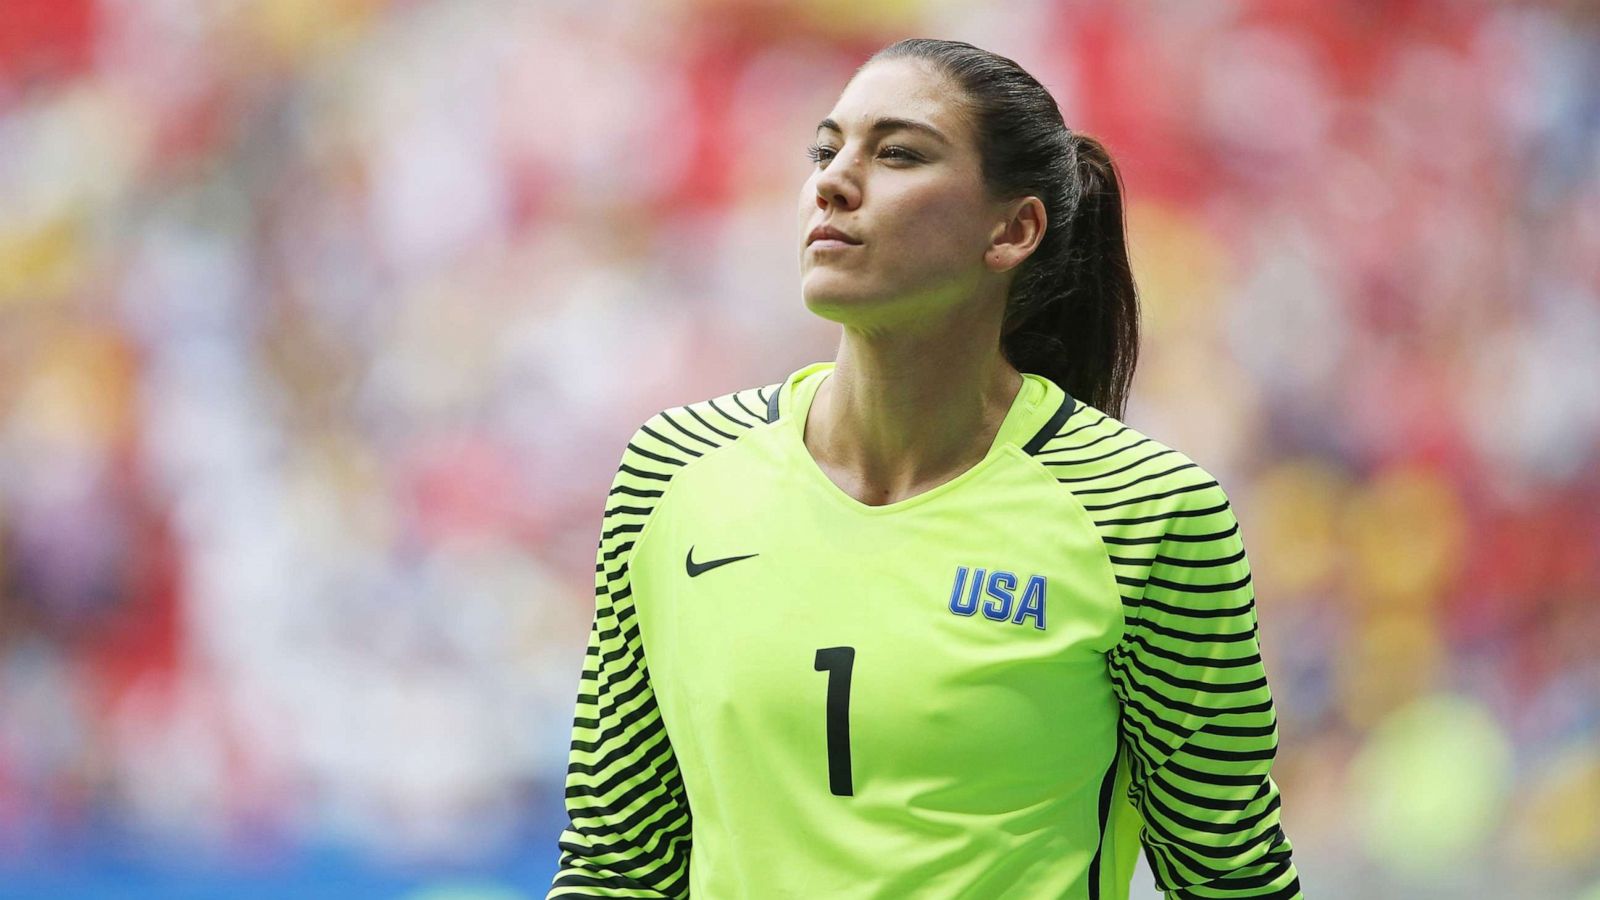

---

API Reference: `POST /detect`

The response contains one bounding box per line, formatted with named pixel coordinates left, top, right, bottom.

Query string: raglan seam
left=630, top=383, right=785, bottom=579
left=555, top=381, right=784, bottom=898
left=1027, top=417, right=1301, bottom=898
left=1007, top=444, right=1129, bottom=654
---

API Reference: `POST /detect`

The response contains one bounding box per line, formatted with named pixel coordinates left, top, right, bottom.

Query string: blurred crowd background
left=1, top=0, right=1597, bottom=897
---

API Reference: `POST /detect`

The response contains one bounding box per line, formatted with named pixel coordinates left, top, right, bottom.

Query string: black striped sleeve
left=546, top=423, right=694, bottom=899
left=1109, top=481, right=1303, bottom=899
left=546, top=386, right=773, bottom=899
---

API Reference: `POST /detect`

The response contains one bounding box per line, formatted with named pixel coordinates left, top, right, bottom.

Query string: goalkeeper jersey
left=548, top=360, right=1303, bottom=900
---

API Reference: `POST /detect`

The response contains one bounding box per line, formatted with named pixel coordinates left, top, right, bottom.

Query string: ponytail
left=870, top=40, right=1142, bottom=419
left=1001, top=133, right=1140, bottom=419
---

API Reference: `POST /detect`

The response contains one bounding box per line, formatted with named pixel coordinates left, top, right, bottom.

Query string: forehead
left=824, top=59, right=970, bottom=140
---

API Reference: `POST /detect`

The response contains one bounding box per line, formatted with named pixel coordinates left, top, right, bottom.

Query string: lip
left=808, top=239, right=859, bottom=252
left=808, top=224, right=862, bottom=246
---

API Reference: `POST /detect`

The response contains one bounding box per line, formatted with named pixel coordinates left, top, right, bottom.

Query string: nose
left=814, top=154, right=861, bottom=212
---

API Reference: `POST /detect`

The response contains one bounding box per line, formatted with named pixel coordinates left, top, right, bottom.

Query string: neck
left=803, top=326, right=1024, bottom=507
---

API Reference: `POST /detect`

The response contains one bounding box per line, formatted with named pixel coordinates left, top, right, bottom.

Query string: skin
left=797, top=57, right=1048, bottom=507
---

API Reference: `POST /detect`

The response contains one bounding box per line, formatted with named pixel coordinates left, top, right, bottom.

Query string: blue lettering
left=1012, top=575, right=1047, bottom=630
left=948, top=566, right=978, bottom=616
left=982, top=570, right=1017, bottom=621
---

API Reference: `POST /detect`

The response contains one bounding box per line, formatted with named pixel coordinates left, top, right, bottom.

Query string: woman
left=548, top=38, right=1303, bottom=900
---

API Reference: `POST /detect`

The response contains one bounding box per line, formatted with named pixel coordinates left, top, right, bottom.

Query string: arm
left=547, top=438, right=692, bottom=898
left=1107, top=481, right=1303, bottom=899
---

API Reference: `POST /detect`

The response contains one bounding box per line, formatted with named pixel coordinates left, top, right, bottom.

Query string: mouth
left=807, top=226, right=862, bottom=246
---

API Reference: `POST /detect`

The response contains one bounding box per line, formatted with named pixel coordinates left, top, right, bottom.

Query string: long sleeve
left=1106, top=481, right=1304, bottom=899
left=547, top=433, right=693, bottom=898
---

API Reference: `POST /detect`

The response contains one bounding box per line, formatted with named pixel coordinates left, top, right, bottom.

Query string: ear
left=984, top=196, right=1046, bottom=273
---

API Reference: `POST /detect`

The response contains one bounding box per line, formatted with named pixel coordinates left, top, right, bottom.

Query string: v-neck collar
left=770, top=361, right=1070, bottom=516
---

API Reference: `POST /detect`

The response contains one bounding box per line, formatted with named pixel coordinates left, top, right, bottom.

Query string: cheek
left=887, top=189, right=984, bottom=261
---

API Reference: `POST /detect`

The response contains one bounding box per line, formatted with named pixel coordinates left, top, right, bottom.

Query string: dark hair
left=868, top=39, right=1140, bottom=419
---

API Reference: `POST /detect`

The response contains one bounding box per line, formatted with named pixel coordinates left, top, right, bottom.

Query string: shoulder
left=1022, top=399, right=1234, bottom=537
left=597, top=378, right=785, bottom=570
left=608, top=377, right=784, bottom=487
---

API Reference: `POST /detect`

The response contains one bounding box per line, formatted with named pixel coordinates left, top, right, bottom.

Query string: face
left=798, top=59, right=1022, bottom=333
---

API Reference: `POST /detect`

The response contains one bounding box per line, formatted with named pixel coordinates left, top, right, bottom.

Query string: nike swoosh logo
left=686, top=546, right=759, bottom=578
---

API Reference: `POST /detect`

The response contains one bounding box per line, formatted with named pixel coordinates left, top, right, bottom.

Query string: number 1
left=813, top=646, right=855, bottom=796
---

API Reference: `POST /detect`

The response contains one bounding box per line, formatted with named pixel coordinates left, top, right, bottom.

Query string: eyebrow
left=816, top=116, right=950, bottom=145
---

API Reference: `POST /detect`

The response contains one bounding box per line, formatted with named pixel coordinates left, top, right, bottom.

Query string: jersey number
left=813, top=646, right=855, bottom=796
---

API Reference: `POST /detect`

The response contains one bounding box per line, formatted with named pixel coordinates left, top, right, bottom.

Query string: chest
left=631, top=453, right=1124, bottom=809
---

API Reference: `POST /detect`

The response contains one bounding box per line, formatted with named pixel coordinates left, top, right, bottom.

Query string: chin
left=802, top=296, right=871, bottom=325
left=801, top=274, right=867, bottom=311
left=802, top=281, right=902, bottom=328
left=800, top=293, right=857, bottom=323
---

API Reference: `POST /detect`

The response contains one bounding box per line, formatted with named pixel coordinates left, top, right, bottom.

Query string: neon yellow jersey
left=548, top=361, right=1303, bottom=900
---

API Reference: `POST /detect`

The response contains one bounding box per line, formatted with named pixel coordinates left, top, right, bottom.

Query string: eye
left=804, top=143, right=919, bottom=166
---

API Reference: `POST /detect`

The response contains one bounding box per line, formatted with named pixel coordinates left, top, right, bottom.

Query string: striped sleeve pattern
left=1030, top=403, right=1303, bottom=900
left=548, top=383, right=779, bottom=899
